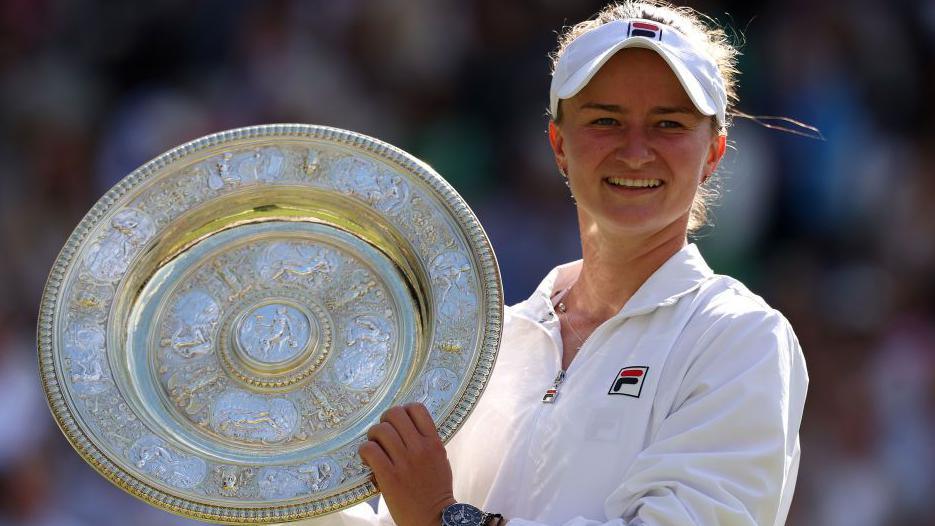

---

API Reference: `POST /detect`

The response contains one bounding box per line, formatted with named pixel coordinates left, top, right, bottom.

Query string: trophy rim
left=37, top=123, right=503, bottom=523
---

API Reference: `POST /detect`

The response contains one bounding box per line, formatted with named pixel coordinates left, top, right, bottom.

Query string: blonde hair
left=550, top=1, right=741, bottom=232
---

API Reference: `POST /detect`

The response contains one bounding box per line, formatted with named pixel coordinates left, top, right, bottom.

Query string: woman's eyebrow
left=579, top=102, right=698, bottom=115
left=580, top=102, right=624, bottom=113
left=651, top=106, right=697, bottom=115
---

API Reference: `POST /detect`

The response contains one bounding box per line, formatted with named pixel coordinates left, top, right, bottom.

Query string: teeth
left=607, top=177, right=663, bottom=188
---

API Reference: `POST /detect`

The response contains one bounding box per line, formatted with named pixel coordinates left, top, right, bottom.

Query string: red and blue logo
left=628, top=22, right=662, bottom=41
left=608, top=366, right=649, bottom=397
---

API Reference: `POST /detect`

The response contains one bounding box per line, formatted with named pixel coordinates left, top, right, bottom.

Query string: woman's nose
left=615, top=128, right=655, bottom=169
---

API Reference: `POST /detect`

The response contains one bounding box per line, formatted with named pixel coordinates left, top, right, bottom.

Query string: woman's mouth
left=604, top=177, right=664, bottom=189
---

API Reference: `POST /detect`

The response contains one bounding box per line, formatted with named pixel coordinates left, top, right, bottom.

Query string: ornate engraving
left=63, top=320, right=110, bottom=394
left=257, top=457, right=341, bottom=500
left=68, top=280, right=114, bottom=321
left=334, top=157, right=410, bottom=213
left=207, top=147, right=285, bottom=190
left=83, top=209, right=155, bottom=282
left=161, top=289, right=221, bottom=359
left=135, top=173, right=208, bottom=229
left=411, top=367, right=459, bottom=416
left=213, top=465, right=257, bottom=498
left=209, top=390, right=299, bottom=444
left=237, top=303, right=311, bottom=363
left=210, top=256, right=254, bottom=302
left=300, top=457, right=341, bottom=493
left=334, top=440, right=372, bottom=482
left=431, top=251, right=478, bottom=320
left=398, top=195, right=457, bottom=258
left=301, top=380, right=374, bottom=432
left=303, top=148, right=321, bottom=177
left=333, top=315, right=393, bottom=390
left=129, top=435, right=207, bottom=489
left=164, top=362, right=226, bottom=418
left=327, top=268, right=382, bottom=312
left=257, top=241, right=338, bottom=284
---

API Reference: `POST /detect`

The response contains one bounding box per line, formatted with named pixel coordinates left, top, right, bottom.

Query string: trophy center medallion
left=219, top=293, right=333, bottom=390
left=236, top=302, right=314, bottom=366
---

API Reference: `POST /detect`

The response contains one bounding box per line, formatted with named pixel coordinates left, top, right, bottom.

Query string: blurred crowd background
left=1, top=0, right=933, bottom=525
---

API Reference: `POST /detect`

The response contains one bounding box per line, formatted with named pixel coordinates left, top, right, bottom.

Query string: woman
left=312, top=2, right=808, bottom=526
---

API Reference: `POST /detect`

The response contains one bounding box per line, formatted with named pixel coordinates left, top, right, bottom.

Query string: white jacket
left=299, top=243, right=808, bottom=526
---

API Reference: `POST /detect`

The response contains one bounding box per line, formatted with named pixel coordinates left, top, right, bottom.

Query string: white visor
left=550, top=19, right=727, bottom=128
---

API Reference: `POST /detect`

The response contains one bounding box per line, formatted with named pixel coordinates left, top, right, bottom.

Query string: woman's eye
left=657, top=120, right=685, bottom=129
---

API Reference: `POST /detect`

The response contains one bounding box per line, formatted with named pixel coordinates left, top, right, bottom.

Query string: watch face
left=443, top=503, right=484, bottom=526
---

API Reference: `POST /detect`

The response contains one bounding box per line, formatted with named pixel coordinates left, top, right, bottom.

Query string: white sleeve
left=510, top=310, right=808, bottom=526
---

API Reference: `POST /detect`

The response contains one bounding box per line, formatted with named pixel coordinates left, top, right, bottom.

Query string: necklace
left=556, top=289, right=587, bottom=351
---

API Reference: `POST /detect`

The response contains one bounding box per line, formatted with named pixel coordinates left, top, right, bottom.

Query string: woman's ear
left=548, top=121, right=567, bottom=175
left=702, top=134, right=727, bottom=183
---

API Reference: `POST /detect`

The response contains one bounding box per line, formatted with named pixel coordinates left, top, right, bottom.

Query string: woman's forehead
left=572, top=49, right=697, bottom=110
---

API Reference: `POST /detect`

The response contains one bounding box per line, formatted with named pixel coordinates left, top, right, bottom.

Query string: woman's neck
left=569, top=215, right=688, bottom=322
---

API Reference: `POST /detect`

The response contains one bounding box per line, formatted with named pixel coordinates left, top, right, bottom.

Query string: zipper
left=540, top=306, right=618, bottom=403
left=541, top=369, right=566, bottom=403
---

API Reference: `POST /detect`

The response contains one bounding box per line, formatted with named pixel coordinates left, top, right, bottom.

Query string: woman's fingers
left=366, top=421, right=406, bottom=466
left=364, top=403, right=442, bottom=469
left=404, top=402, right=438, bottom=438
left=358, top=439, right=393, bottom=480
left=380, top=405, right=423, bottom=449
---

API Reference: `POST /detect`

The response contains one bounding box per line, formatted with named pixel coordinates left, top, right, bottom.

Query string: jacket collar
left=513, top=243, right=714, bottom=322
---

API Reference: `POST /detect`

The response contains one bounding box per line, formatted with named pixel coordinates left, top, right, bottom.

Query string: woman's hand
left=359, top=402, right=457, bottom=526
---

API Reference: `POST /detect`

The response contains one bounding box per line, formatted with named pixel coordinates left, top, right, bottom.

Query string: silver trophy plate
left=38, top=125, right=503, bottom=523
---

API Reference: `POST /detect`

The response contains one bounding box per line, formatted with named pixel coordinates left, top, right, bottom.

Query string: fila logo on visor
left=608, top=366, right=649, bottom=398
left=628, top=22, right=662, bottom=40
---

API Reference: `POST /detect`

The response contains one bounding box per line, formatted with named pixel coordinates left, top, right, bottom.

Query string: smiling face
left=549, top=47, right=726, bottom=239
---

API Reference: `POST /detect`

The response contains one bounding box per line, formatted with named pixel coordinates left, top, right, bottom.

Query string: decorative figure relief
left=334, top=157, right=409, bottom=213
left=69, top=281, right=113, bottom=320
left=129, top=435, right=207, bottom=489
left=64, top=321, right=110, bottom=395
left=303, top=148, right=321, bottom=177
left=140, top=176, right=206, bottom=228
left=257, top=457, right=341, bottom=500
left=303, top=381, right=372, bottom=431
left=238, top=303, right=311, bottom=363
left=336, top=441, right=372, bottom=481
left=401, top=196, right=455, bottom=256
left=299, top=457, right=341, bottom=493
left=431, top=251, right=476, bottom=320
left=162, top=290, right=220, bottom=358
left=244, top=148, right=285, bottom=183
left=209, top=391, right=299, bottom=444
left=83, top=209, right=155, bottom=282
left=207, top=148, right=285, bottom=190
left=334, top=315, right=392, bottom=390
left=213, top=465, right=256, bottom=497
left=327, top=268, right=379, bottom=312
left=257, top=242, right=337, bottom=284
left=210, top=258, right=253, bottom=302
left=412, top=367, right=459, bottom=416
left=166, top=364, right=225, bottom=417
left=257, top=467, right=308, bottom=500
left=82, top=392, right=143, bottom=452
left=207, top=153, right=235, bottom=190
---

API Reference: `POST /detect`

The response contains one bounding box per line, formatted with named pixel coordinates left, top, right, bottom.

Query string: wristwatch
left=441, top=502, right=502, bottom=526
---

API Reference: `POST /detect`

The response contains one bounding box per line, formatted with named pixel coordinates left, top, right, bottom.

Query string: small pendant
left=542, top=369, right=566, bottom=403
